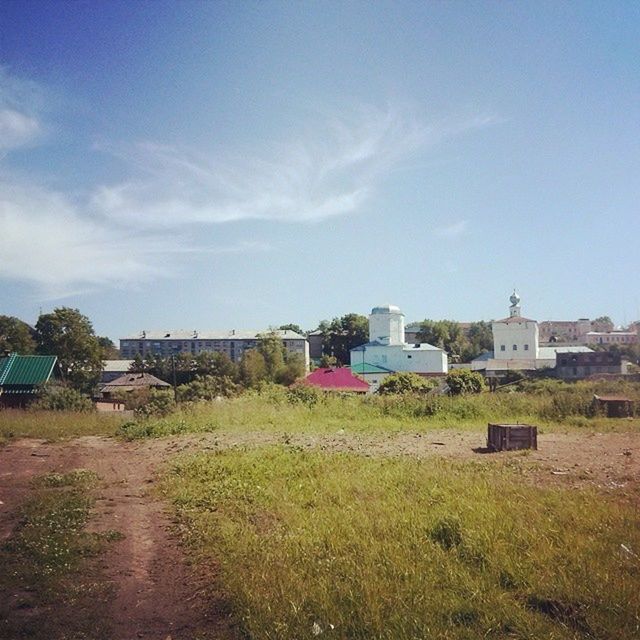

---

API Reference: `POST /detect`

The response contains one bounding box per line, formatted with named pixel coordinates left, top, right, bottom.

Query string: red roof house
left=302, top=367, right=369, bottom=393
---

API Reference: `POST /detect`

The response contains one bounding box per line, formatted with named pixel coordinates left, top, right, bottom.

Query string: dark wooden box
left=487, top=423, right=537, bottom=452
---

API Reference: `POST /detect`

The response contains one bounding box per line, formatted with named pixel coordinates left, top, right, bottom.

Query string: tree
left=256, top=332, right=287, bottom=380
left=35, top=307, right=104, bottom=392
left=177, top=375, right=239, bottom=401
left=279, top=323, right=305, bottom=336
left=322, top=313, right=369, bottom=365
left=463, top=321, right=494, bottom=362
left=377, top=372, right=437, bottom=395
left=98, top=336, right=119, bottom=359
left=0, top=315, right=36, bottom=354
left=194, top=351, right=238, bottom=380
left=445, top=369, right=486, bottom=395
left=417, top=320, right=466, bottom=361
left=240, top=349, right=268, bottom=387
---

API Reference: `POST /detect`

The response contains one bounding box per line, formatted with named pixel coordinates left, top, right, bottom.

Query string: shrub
left=286, top=384, right=323, bottom=407
left=177, top=375, right=239, bottom=402
left=31, top=384, right=94, bottom=412
left=134, top=389, right=175, bottom=418
left=377, top=371, right=438, bottom=395
left=446, top=369, right=486, bottom=395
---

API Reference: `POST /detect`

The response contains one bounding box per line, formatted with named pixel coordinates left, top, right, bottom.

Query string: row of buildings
left=114, top=293, right=636, bottom=390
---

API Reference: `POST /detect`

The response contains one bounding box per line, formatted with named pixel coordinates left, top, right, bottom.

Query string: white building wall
left=492, top=320, right=539, bottom=360
left=369, top=309, right=405, bottom=345
left=350, top=344, right=447, bottom=375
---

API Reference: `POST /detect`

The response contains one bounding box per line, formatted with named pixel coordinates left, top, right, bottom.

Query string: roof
left=494, top=316, right=537, bottom=324
left=538, top=346, right=592, bottom=359
left=371, top=304, right=402, bottom=315
left=593, top=395, right=633, bottom=403
left=350, top=362, right=394, bottom=375
left=102, top=359, right=135, bottom=372
left=351, top=341, right=443, bottom=352
left=303, top=368, right=369, bottom=392
left=120, top=329, right=306, bottom=341
left=0, top=354, right=57, bottom=394
left=100, top=372, right=171, bottom=392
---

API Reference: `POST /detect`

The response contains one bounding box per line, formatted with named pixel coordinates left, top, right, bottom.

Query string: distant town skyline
left=1, top=2, right=639, bottom=339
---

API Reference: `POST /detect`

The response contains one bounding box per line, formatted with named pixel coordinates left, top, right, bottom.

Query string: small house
left=0, top=354, right=57, bottom=408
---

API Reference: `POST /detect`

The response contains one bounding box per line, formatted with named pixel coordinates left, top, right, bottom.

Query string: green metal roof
left=0, top=354, right=57, bottom=392
left=350, top=362, right=394, bottom=375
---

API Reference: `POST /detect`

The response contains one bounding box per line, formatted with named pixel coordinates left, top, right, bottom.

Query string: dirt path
left=1, top=429, right=638, bottom=639
left=0, top=436, right=236, bottom=640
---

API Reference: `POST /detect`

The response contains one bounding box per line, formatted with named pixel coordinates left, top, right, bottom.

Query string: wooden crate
left=487, top=423, right=537, bottom=452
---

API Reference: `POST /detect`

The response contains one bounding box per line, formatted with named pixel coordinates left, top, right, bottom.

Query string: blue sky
left=1, top=1, right=639, bottom=339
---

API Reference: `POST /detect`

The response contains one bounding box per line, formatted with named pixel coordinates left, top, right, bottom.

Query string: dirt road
left=0, top=429, right=638, bottom=638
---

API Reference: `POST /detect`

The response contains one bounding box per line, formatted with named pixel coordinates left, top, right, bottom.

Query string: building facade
left=556, top=351, right=628, bottom=380
left=120, top=329, right=309, bottom=369
left=350, top=305, right=447, bottom=377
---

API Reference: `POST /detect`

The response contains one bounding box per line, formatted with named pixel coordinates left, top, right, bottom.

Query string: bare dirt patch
left=0, top=436, right=236, bottom=640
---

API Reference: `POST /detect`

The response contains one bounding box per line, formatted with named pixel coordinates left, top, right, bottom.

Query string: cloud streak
left=435, top=220, right=468, bottom=238
left=91, top=105, right=486, bottom=228
left=0, top=69, right=496, bottom=298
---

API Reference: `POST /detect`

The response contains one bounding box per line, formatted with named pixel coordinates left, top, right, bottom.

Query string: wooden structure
left=592, top=395, right=634, bottom=418
left=487, top=423, right=538, bottom=452
left=0, top=354, right=57, bottom=408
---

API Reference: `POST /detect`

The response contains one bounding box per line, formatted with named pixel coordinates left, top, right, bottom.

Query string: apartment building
left=120, top=329, right=309, bottom=369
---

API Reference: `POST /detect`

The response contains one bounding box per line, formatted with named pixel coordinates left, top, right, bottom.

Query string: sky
left=1, top=1, right=639, bottom=340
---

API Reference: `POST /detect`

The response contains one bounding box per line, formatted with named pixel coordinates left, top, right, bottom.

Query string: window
left=524, top=344, right=529, bottom=351
left=513, top=345, right=518, bottom=351
left=407, top=354, right=412, bottom=359
left=500, top=345, right=505, bottom=352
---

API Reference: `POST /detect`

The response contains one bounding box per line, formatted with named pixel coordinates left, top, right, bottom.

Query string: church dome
left=509, top=291, right=521, bottom=306
left=371, top=304, right=402, bottom=315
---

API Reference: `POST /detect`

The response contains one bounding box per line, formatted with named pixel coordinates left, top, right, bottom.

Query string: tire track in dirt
left=0, top=436, right=236, bottom=640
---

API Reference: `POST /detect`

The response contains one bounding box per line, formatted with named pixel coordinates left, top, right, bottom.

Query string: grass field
left=118, top=384, right=640, bottom=440
left=163, top=447, right=640, bottom=640
left=0, top=409, right=128, bottom=443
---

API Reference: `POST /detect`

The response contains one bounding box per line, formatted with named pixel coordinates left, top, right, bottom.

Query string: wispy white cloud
left=0, top=66, right=45, bottom=153
left=91, top=105, right=490, bottom=228
left=435, top=220, right=468, bottom=238
left=0, top=69, right=496, bottom=298
left=0, top=180, right=269, bottom=298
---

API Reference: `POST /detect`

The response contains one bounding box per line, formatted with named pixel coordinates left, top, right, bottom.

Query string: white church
left=471, top=292, right=591, bottom=374
left=350, top=304, right=448, bottom=389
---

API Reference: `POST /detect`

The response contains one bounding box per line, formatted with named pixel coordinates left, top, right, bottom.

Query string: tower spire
left=509, top=290, right=521, bottom=318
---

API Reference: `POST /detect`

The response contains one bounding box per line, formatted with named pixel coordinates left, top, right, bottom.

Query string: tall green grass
left=164, top=448, right=640, bottom=639
left=0, top=409, right=127, bottom=443
left=120, top=384, right=640, bottom=439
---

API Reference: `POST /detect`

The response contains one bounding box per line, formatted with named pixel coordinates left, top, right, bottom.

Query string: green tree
left=35, top=308, right=104, bottom=392
left=177, top=375, right=239, bottom=401
left=0, top=315, right=36, bottom=354
left=417, top=320, right=466, bottom=361
left=377, top=372, right=437, bottom=395
left=240, top=349, right=268, bottom=387
left=322, top=313, right=369, bottom=365
left=445, top=369, right=486, bottom=395
left=31, top=383, right=94, bottom=412
left=463, top=321, right=494, bottom=362
left=318, top=354, right=338, bottom=368
left=277, top=353, right=306, bottom=386
left=195, top=351, right=239, bottom=380
left=279, top=323, right=305, bottom=335
left=98, top=336, right=119, bottom=359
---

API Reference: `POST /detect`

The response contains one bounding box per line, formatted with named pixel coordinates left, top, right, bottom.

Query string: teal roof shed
left=0, top=354, right=57, bottom=396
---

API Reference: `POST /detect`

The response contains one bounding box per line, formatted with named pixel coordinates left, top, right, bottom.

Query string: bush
left=446, top=370, right=486, bottom=395
left=286, top=384, right=323, bottom=407
left=177, top=375, right=239, bottom=402
left=134, top=389, right=175, bottom=418
left=31, top=384, right=94, bottom=412
left=377, top=372, right=438, bottom=395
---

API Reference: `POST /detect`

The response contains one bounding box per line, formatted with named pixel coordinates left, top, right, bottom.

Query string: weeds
left=0, top=469, right=116, bottom=639
left=163, top=448, right=640, bottom=639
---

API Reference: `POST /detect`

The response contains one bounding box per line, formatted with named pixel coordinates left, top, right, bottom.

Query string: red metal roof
left=303, top=367, right=369, bottom=392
